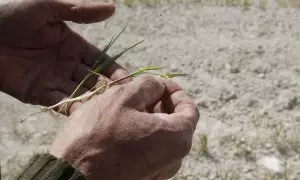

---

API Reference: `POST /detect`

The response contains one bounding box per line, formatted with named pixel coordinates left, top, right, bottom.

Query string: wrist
left=50, top=140, right=116, bottom=180
left=49, top=137, right=95, bottom=178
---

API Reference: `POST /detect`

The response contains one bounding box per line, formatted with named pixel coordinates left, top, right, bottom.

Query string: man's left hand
left=0, top=0, right=129, bottom=110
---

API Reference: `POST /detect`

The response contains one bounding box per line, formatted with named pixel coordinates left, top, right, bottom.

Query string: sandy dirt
left=1, top=1, right=300, bottom=180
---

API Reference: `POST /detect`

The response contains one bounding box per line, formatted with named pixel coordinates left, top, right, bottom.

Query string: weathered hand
left=0, top=0, right=129, bottom=108
left=50, top=75, right=200, bottom=180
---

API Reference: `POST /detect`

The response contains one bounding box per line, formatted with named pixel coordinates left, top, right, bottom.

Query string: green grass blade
left=92, top=37, right=114, bottom=70
left=130, top=66, right=166, bottom=77
left=70, top=39, right=143, bottom=99
left=160, top=73, right=188, bottom=79
left=69, top=25, right=128, bottom=99
left=68, top=74, right=91, bottom=99
left=103, top=36, right=115, bottom=53
left=109, top=24, right=128, bottom=49
left=93, top=24, right=128, bottom=69
left=110, top=40, right=144, bottom=60
left=69, top=37, right=115, bottom=99
left=85, top=69, right=102, bottom=76
left=93, top=40, right=144, bottom=74
left=141, top=66, right=167, bottom=71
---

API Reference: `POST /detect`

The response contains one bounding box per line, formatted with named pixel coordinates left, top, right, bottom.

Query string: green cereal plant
left=22, top=25, right=187, bottom=122
left=199, top=134, right=209, bottom=155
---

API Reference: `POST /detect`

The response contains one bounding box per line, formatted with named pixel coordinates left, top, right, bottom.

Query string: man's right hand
left=50, top=75, right=199, bottom=180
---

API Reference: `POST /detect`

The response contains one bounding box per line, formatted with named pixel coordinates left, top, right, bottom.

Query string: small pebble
left=245, top=146, right=252, bottom=153
left=240, top=137, right=246, bottom=143
left=258, top=73, right=265, bottom=78
left=265, top=143, right=272, bottom=149
left=257, top=156, right=284, bottom=174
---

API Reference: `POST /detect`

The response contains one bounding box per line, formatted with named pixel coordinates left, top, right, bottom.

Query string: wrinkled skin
left=51, top=75, right=200, bottom=180
left=0, top=0, right=129, bottom=112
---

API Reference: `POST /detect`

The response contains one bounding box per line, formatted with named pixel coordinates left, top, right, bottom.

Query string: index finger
left=155, top=79, right=199, bottom=130
left=51, top=0, right=115, bottom=23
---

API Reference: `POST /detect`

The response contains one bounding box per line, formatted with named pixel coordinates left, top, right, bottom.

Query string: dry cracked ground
left=1, top=0, right=300, bottom=179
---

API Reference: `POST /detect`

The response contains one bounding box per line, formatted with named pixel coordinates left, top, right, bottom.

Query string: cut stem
left=21, top=66, right=187, bottom=123
left=43, top=73, right=135, bottom=111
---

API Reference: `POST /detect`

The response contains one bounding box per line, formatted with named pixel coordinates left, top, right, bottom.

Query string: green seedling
left=160, top=73, right=188, bottom=79
left=199, top=134, right=209, bottom=154
left=69, top=24, right=128, bottom=99
left=39, top=66, right=183, bottom=110
left=21, top=24, right=188, bottom=122
left=60, top=25, right=142, bottom=113
left=131, top=66, right=167, bottom=77
left=21, top=65, right=187, bottom=122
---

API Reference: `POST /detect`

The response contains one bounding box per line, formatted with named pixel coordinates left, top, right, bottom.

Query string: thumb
left=51, top=0, right=115, bottom=23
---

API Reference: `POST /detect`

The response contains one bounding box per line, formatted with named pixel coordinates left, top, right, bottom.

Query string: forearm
left=16, top=153, right=86, bottom=180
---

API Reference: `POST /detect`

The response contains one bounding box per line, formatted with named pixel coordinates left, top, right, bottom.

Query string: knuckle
left=110, top=85, right=126, bottom=97
left=137, top=75, right=160, bottom=87
left=181, top=99, right=200, bottom=127
left=184, top=98, right=198, bottom=110
left=110, top=84, right=139, bottom=106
